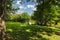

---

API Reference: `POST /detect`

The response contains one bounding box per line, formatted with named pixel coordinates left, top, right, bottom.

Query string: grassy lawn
left=6, top=22, right=60, bottom=40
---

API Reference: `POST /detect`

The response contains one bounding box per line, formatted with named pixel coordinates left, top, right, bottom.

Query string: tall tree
left=0, top=0, right=31, bottom=39
left=0, top=0, right=19, bottom=40
left=0, top=0, right=6, bottom=40
left=32, top=0, right=60, bottom=26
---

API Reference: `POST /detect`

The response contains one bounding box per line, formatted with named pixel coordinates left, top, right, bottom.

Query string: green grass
left=6, top=22, right=60, bottom=40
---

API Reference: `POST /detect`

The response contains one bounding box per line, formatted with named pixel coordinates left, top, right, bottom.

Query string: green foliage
left=20, top=12, right=30, bottom=22
left=31, top=0, right=60, bottom=26
left=0, top=0, right=20, bottom=21
left=6, top=22, right=60, bottom=40
left=5, top=0, right=19, bottom=13
left=8, top=12, right=30, bottom=23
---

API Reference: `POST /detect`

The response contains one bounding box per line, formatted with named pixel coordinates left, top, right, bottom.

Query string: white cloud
left=19, top=6, right=27, bottom=9
left=17, top=10, right=24, bottom=13
left=27, top=4, right=35, bottom=8
left=27, top=4, right=36, bottom=11
left=16, top=1, right=21, bottom=4
left=19, top=6, right=24, bottom=9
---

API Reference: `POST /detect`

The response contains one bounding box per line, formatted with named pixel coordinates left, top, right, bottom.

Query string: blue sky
left=13, top=0, right=37, bottom=15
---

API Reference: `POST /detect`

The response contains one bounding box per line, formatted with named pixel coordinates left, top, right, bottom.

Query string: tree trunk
left=0, top=18, right=6, bottom=40
left=0, top=0, right=6, bottom=40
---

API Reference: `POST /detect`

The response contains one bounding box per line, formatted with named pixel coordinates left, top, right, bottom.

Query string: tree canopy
left=31, top=0, right=60, bottom=26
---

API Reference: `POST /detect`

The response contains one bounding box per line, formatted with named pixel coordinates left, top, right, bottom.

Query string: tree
left=8, top=12, right=30, bottom=23
left=20, top=12, right=30, bottom=23
left=0, top=0, right=19, bottom=40
left=32, top=0, right=60, bottom=26
left=14, top=12, right=30, bottom=23
left=0, top=0, right=7, bottom=40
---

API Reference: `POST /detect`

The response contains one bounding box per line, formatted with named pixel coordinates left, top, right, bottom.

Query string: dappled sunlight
left=42, top=35, right=60, bottom=40
left=26, top=29, right=31, bottom=32
left=5, top=22, right=60, bottom=40
left=0, top=0, right=60, bottom=40
left=58, top=23, right=60, bottom=27
left=7, top=29, right=13, bottom=32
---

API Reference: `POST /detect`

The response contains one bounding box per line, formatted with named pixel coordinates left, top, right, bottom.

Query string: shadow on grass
left=6, top=24, right=60, bottom=40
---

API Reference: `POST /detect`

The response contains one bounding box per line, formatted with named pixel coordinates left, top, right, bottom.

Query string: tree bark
left=0, top=0, right=6, bottom=40
left=0, top=18, right=6, bottom=40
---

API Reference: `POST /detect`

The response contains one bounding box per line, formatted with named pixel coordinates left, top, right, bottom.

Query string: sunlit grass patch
left=6, top=22, right=60, bottom=40
left=26, top=29, right=31, bottom=32
left=7, top=29, right=13, bottom=32
left=58, top=23, right=60, bottom=27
